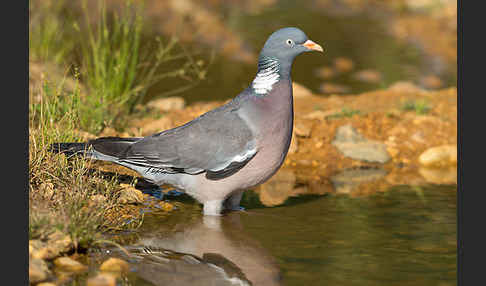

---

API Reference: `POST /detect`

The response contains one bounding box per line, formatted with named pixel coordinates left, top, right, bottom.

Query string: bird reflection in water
left=120, top=212, right=281, bottom=286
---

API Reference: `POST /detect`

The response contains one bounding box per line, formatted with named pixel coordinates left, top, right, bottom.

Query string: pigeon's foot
left=203, top=200, right=224, bottom=216
left=223, top=190, right=244, bottom=211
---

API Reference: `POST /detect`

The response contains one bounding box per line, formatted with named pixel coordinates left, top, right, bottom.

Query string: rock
left=333, top=57, right=354, bottom=72
left=288, top=133, right=298, bottom=154
left=29, top=257, right=50, bottom=284
left=319, top=82, right=351, bottom=94
left=99, top=258, right=130, bottom=273
left=30, top=231, right=73, bottom=260
left=332, top=124, right=391, bottom=163
left=419, top=166, right=457, bottom=184
left=315, top=66, right=335, bottom=79
left=331, top=167, right=387, bottom=194
left=53, top=257, right=88, bottom=272
left=118, top=184, right=145, bottom=204
left=387, top=81, right=425, bottom=94
left=147, top=96, right=186, bottom=112
left=258, top=169, right=296, bottom=206
left=418, top=145, right=457, bottom=167
left=86, top=273, right=117, bottom=286
left=37, top=283, right=57, bottom=286
left=292, top=82, right=313, bottom=98
left=421, top=75, right=443, bottom=89
left=294, top=122, right=311, bottom=137
left=353, top=69, right=382, bottom=83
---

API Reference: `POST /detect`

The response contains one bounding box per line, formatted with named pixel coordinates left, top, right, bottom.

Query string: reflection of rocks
left=331, top=167, right=387, bottom=194
left=332, top=124, right=390, bottom=163
left=113, top=214, right=280, bottom=286
left=86, top=273, right=117, bottom=286
left=418, top=145, right=457, bottom=167
left=419, top=166, right=457, bottom=185
left=257, top=169, right=296, bottom=206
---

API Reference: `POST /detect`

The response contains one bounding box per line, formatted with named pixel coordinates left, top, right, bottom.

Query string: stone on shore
left=147, top=96, right=186, bottom=112
left=418, top=145, right=457, bottom=167
left=53, top=257, right=88, bottom=273
left=118, top=184, right=145, bottom=204
left=332, top=124, right=391, bottom=163
left=29, top=257, right=50, bottom=284
left=99, top=258, right=130, bottom=273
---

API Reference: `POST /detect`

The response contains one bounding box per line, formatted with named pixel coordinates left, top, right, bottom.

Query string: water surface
left=110, top=183, right=456, bottom=286
left=148, top=0, right=456, bottom=104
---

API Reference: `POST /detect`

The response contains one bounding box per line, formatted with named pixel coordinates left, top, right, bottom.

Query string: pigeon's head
left=259, top=27, right=323, bottom=63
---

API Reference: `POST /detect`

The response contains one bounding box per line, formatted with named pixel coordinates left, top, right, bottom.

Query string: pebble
left=118, top=184, right=145, bottom=204
left=418, top=145, right=457, bottom=167
left=53, top=257, right=88, bottom=272
left=99, top=257, right=130, bottom=273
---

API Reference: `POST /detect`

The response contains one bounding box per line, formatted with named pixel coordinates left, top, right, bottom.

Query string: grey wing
left=118, top=105, right=257, bottom=180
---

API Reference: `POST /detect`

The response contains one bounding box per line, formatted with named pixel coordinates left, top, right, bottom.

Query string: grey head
left=257, top=27, right=323, bottom=76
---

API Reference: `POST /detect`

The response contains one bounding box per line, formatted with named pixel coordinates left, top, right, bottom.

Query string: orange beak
left=302, top=40, right=324, bottom=52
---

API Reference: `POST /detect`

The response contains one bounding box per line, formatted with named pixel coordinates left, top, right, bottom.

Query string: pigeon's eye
left=286, top=39, right=294, bottom=47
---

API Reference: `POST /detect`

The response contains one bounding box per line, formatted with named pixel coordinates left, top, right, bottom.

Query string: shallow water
left=148, top=0, right=456, bottom=104
left=98, top=183, right=456, bottom=286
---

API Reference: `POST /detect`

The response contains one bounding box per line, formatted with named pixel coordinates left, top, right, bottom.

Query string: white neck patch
left=252, top=58, right=280, bottom=95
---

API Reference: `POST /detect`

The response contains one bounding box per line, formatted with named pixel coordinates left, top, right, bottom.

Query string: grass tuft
left=401, top=99, right=431, bottom=115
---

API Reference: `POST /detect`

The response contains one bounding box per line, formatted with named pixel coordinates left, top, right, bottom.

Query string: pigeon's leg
left=223, top=190, right=245, bottom=211
left=203, top=200, right=224, bottom=216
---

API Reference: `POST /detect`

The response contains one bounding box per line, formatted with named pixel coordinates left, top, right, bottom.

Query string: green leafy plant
left=77, top=0, right=206, bottom=133
left=401, top=99, right=431, bottom=115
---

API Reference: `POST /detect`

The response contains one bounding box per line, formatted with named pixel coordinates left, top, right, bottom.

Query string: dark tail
left=49, top=137, right=141, bottom=159
left=49, top=142, right=90, bottom=156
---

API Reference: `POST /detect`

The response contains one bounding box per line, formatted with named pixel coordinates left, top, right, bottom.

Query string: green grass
left=29, top=0, right=206, bottom=134
left=29, top=76, right=141, bottom=249
left=401, top=99, right=431, bottom=115
left=29, top=0, right=206, bottom=251
left=29, top=0, right=76, bottom=65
